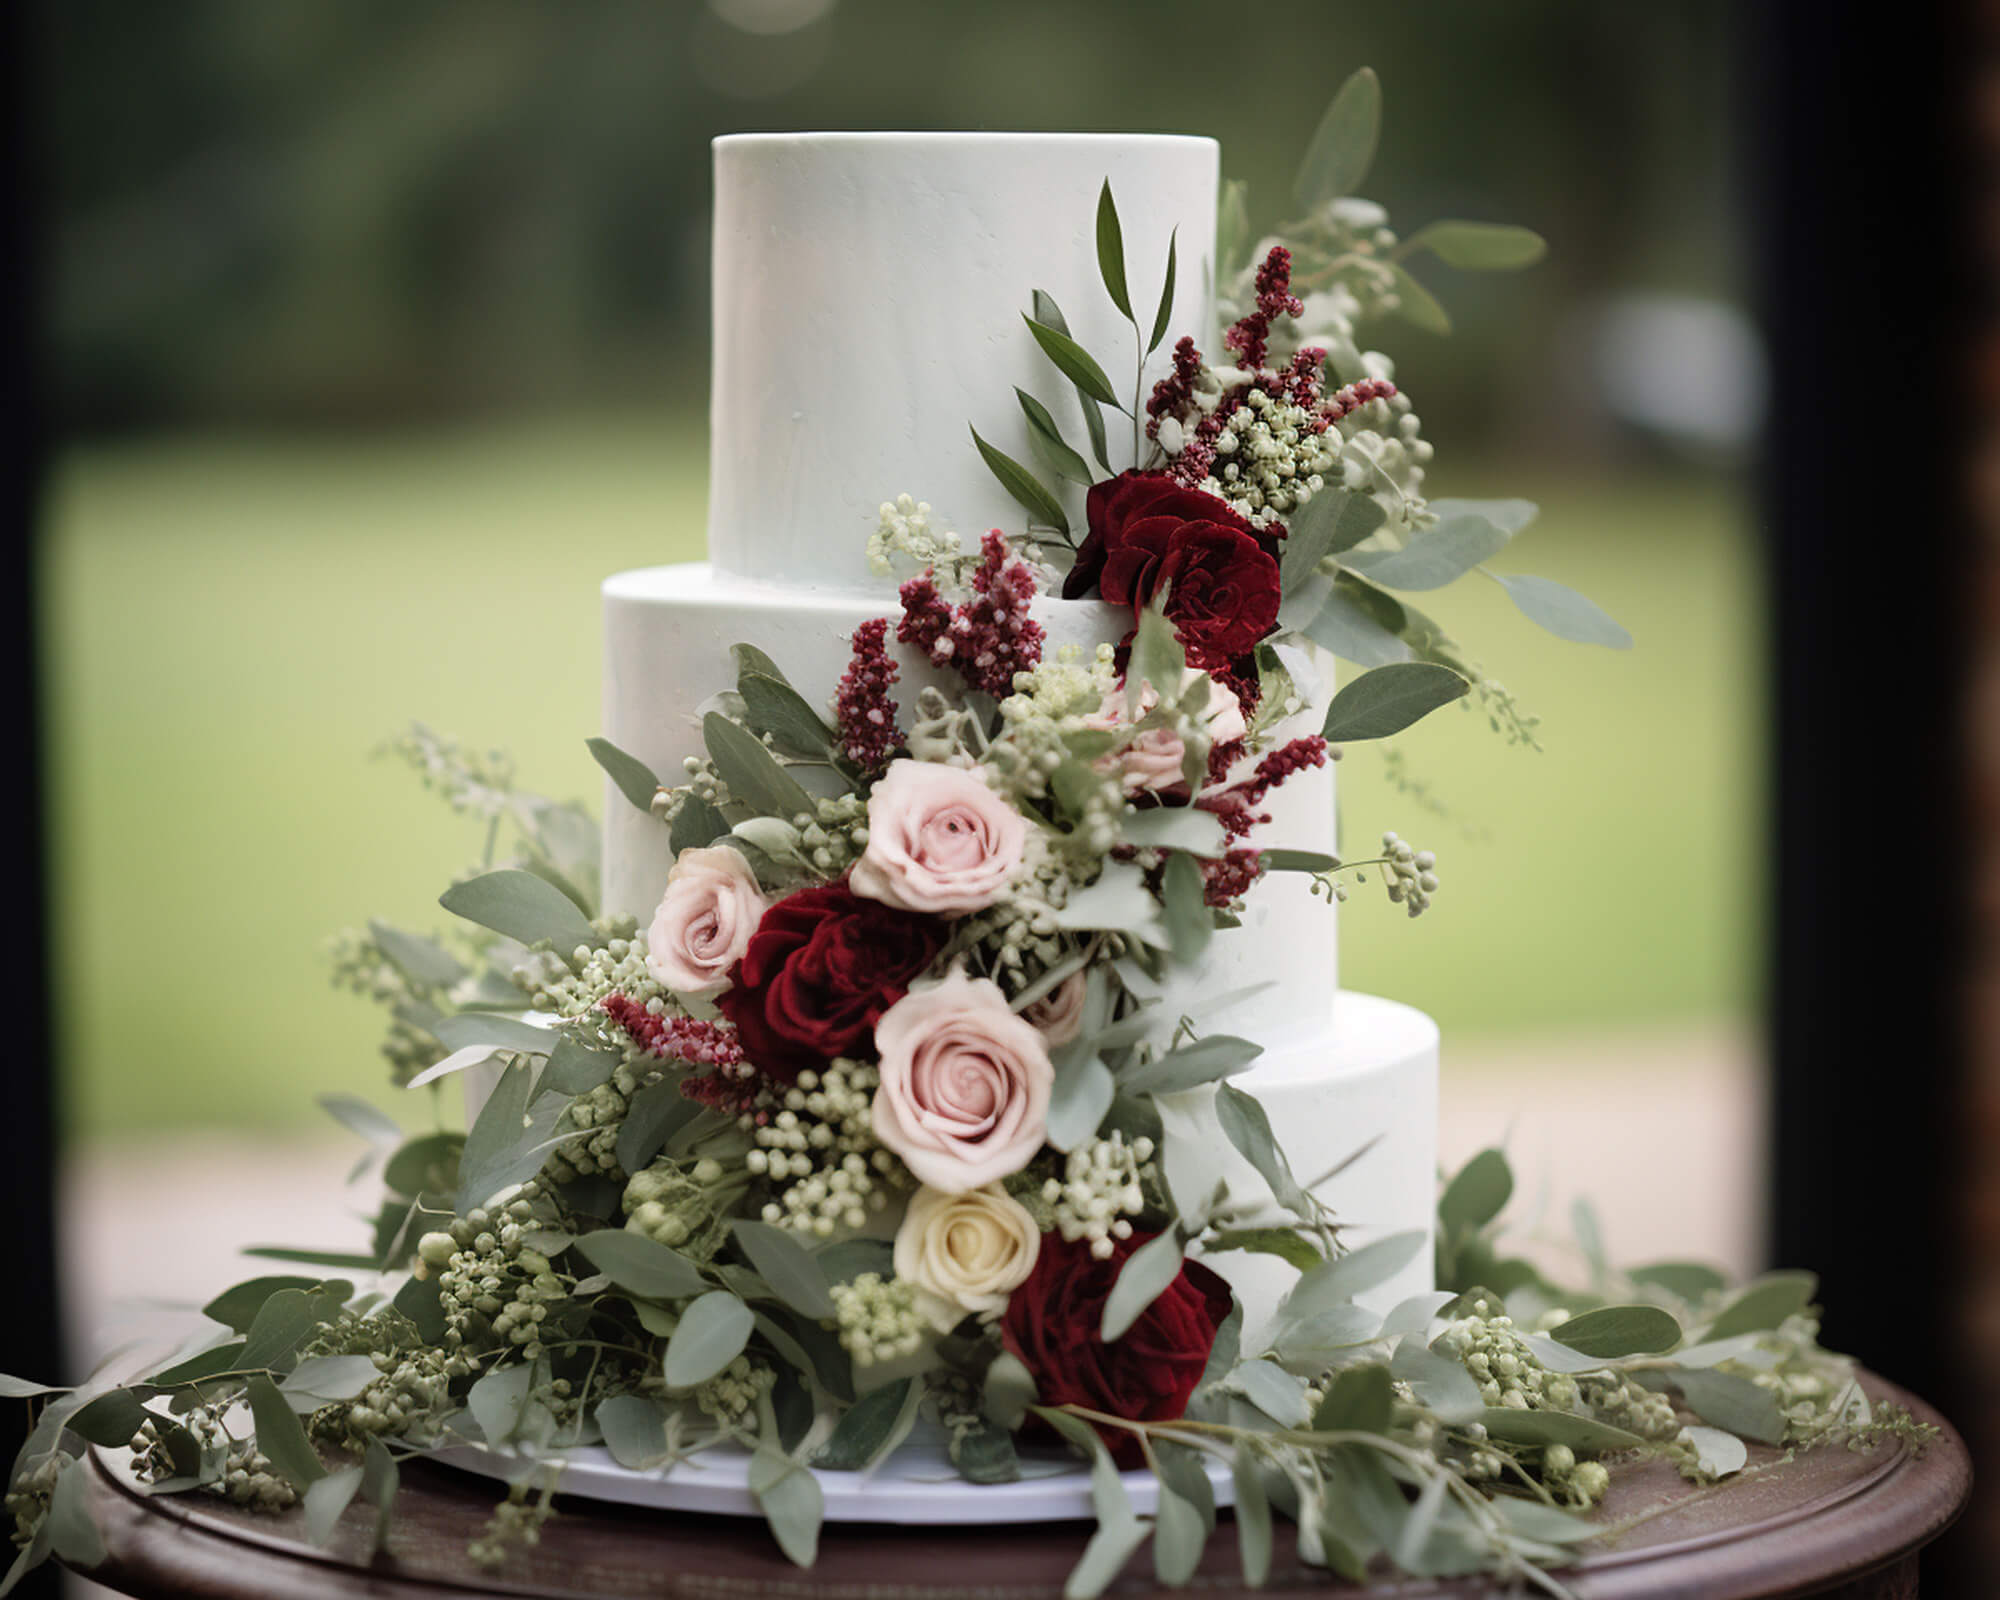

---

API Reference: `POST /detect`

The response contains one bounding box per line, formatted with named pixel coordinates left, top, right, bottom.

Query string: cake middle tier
left=602, top=562, right=1343, bottom=1032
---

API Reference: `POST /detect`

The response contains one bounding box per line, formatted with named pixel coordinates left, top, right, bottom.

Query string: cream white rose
left=850, top=759, right=1027, bottom=915
left=643, top=845, right=768, bottom=996
left=1092, top=672, right=1247, bottom=795
left=1021, top=970, right=1088, bottom=1046
left=870, top=969, right=1053, bottom=1192
left=893, top=1184, right=1042, bottom=1330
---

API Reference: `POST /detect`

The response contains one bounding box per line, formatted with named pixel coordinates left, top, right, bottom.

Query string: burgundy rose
left=715, top=880, right=946, bottom=1082
left=1140, top=522, right=1283, bottom=664
left=1001, top=1231, right=1234, bottom=1462
left=1065, top=471, right=1280, bottom=601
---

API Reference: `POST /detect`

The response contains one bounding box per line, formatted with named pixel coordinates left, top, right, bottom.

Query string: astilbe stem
left=601, top=995, right=769, bottom=1121
left=833, top=617, right=903, bottom=774
left=897, top=531, right=1045, bottom=696
left=1223, top=246, right=1306, bottom=373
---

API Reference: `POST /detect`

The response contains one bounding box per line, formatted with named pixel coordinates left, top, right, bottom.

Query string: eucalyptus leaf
left=439, top=868, right=598, bottom=956
left=1160, top=851, right=1212, bottom=965
left=1438, top=1147, right=1513, bottom=1234
left=1260, top=847, right=1340, bottom=873
left=360, top=1437, right=399, bottom=1550
left=739, top=673, right=839, bottom=760
left=1101, top=1228, right=1186, bottom=1342
left=1543, top=1304, right=1682, bottom=1360
left=1214, top=1081, right=1314, bottom=1218
left=1066, top=1515, right=1151, bottom=1600
left=1122, top=1034, right=1261, bottom=1095
left=982, top=1351, right=1038, bottom=1432
left=247, top=1375, right=326, bottom=1490
left=302, top=1464, right=364, bottom=1546
left=1206, top=1228, right=1321, bottom=1272
left=1704, top=1271, right=1818, bottom=1342
left=1046, top=1048, right=1115, bottom=1151
left=1120, top=805, right=1226, bottom=856
left=1053, top=861, right=1159, bottom=936
left=586, top=736, right=662, bottom=813
left=730, top=1220, right=837, bottom=1320
left=1313, top=1362, right=1394, bottom=1435
left=749, top=1446, right=823, bottom=1567
left=541, top=1033, right=621, bottom=1096
left=1683, top=1423, right=1749, bottom=1477
left=1383, top=261, right=1452, bottom=334
left=1280, top=487, right=1386, bottom=595
left=281, top=1355, right=384, bottom=1410
left=67, top=1389, right=152, bottom=1447
left=1147, top=226, right=1179, bottom=354
left=1023, top=315, right=1121, bottom=407
left=1295, top=581, right=1414, bottom=667
left=316, top=1094, right=403, bottom=1150
left=812, top=1237, right=895, bottom=1286
left=664, top=1291, right=755, bottom=1388
left=1232, top=1446, right=1273, bottom=1586
left=970, top=425, right=1069, bottom=535
left=429, top=1012, right=556, bottom=1057
left=1017, top=389, right=1093, bottom=485
left=1404, top=220, right=1548, bottom=271
left=670, top=792, right=729, bottom=855
left=1660, top=1367, right=1785, bottom=1444
left=201, top=1276, right=347, bottom=1338
left=1226, top=1360, right=1311, bottom=1427
left=1478, top=1408, right=1646, bottom=1453
left=1271, top=1304, right=1384, bottom=1369
left=366, top=920, right=466, bottom=989
left=455, top=1064, right=567, bottom=1213
left=1095, top=180, right=1132, bottom=321
left=1286, top=1230, right=1428, bottom=1316
left=468, top=1362, right=536, bottom=1447
left=0, top=1376, right=69, bottom=1401
left=1152, top=1483, right=1208, bottom=1586
left=1628, top=1260, right=1729, bottom=1303
left=573, top=1229, right=707, bottom=1301
left=1320, top=662, right=1469, bottom=742
left=730, top=642, right=787, bottom=682
left=1391, top=1338, right=1485, bottom=1423
left=1295, top=67, right=1381, bottom=210
left=703, top=712, right=813, bottom=821
left=45, top=1459, right=105, bottom=1569
left=1127, top=607, right=1185, bottom=710
left=616, top=1080, right=702, bottom=1177
left=1342, top=512, right=1516, bottom=592
left=814, top=1379, right=915, bottom=1470
left=947, top=1414, right=1021, bottom=1484
left=240, top=1285, right=340, bottom=1371
left=597, top=1394, right=673, bottom=1469
left=1494, top=572, right=1634, bottom=647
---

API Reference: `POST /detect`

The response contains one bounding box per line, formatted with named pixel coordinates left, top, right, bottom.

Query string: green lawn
left=40, top=417, right=1761, bottom=1139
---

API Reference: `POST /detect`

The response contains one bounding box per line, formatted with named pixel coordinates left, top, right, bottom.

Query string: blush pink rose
left=1022, top=970, right=1088, bottom=1046
left=850, top=760, right=1027, bottom=915
left=644, top=845, right=769, bottom=996
left=871, top=969, right=1054, bottom=1192
left=1091, top=672, right=1247, bottom=796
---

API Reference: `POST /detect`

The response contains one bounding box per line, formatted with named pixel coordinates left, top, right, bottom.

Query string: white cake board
left=429, top=1425, right=1234, bottom=1524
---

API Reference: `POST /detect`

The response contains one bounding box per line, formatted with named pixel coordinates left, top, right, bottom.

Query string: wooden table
left=61, top=1373, right=1971, bottom=1599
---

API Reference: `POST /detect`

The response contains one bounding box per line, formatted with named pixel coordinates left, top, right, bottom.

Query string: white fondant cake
left=600, top=133, right=1437, bottom=1331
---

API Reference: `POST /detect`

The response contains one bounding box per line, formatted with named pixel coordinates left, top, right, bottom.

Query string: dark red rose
left=1001, top=1231, right=1234, bottom=1462
left=1068, top=472, right=1281, bottom=600
left=715, top=880, right=946, bottom=1081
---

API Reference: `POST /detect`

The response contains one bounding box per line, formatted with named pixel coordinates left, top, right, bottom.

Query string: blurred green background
left=37, top=0, right=1756, bottom=1138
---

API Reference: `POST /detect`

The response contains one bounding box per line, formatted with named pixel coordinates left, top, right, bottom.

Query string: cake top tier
left=706, top=132, right=1219, bottom=591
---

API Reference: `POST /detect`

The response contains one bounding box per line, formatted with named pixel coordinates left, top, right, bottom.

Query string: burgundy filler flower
left=1000, top=1230, right=1234, bottom=1462
left=714, top=880, right=947, bottom=1082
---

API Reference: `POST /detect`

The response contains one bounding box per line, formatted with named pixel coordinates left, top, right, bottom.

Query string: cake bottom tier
left=1158, top=989, right=1438, bottom=1347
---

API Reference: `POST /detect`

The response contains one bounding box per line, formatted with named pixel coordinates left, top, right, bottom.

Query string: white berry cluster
left=747, top=1060, right=909, bottom=1237
left=526, top=927, right=658, bottom=1028
left=1041, top=1132, right=1156, bottom=1258
left=1379, top=831, right=1440, bottom=917
left=693, top=1354, right=776, bottom=1423
left=830, top=1272, right=926, bottom=1367
left=1330, top=399, right=1433, bottom=535
left=867, top=493, right=962, bottom=576
left=1197, top=382, right=1339, bottom=525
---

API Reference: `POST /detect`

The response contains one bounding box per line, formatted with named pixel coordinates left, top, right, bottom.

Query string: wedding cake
left=600, top=133, right=1438, bottom=1337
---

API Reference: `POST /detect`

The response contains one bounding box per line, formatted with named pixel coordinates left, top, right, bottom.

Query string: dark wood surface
left=62, top=1373, right=1970, bottom=1599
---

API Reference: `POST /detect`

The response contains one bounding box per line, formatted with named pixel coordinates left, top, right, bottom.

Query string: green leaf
left=1294, top=67, right=1381, bottom=210
left=947, top=1414, right=1021, bottom=1483
left=240, top=1285, right=339, bottom=1371
left=1272, top=1304, right=1383, bottom=1371
left=280, top=1355, right=384, bottom=1409
left=455, top=1063, right=566, bottom=1212
left=1661, top=1367, right=1785, bottom=1444
left=1023, top=315, right=1121, bottom=407
left=1544, top=1304, right=1682, bottom=1360
left=1494, top=573, right=1634, bottom=648
left=814, top=1379, right=915, bottom=1471
left=812, top=1237, right=895, bottom=1286
left=1291, top=580, right=1414, bottom=668
left=1286, top=1231, right=1428, bottom=1317
left=597, top=1394, right=673, bottom=1469
left=1342, top=510, right=1520, bottom=592
left=1280, top=489, right=1387, bottom=595
left=1312, top=1362, right=1394, bottom=1435
left=664, top=1291, right=755, bottom=1388
left=302, top=1464, right=363, bottom=1545
left=1017, top=389, right=1094, bottom=485
left=428, top=1012, right=556, bottom=1057
left=1214, top=1081, right=1313, bottom=1218
left=1095, top=180, right=1132, bottom=321
left=1153, top=1483, right=1208, bottom=1585
left=1121, top=1034, right=1261, bottom=1095
left=739, top=672, right=839, bottom=761
left=730, top=642, right=787, bottom=682
left=1159, top=850, right=1212, bottom=965
left=360, top=1438, right=398, bottom=1550
left=1403, top=220, right=1547, bottom=271
left=574, top=1229, right=708, bottom=1301
left=970, top=425, right=1069, bottom=535
left=201, top=1276, right=347, bottom=1337
left=1231, top=1446, right=1273, bottom=1586
left=669, top=791, right=729, bottom=855
left=1226, top=1360, right=1311, bottom=1427
left=1046, top=1045, right=1115, bottom=1151
left=1479, top=1407, right=1646, bottom=1454
left=393, top=1273, right=447, bottom=1344
left=1101, top=1228, right=1186, bottom=1342
left=468, top=1363, right=536, bottom=1447
left=1320, top=662, right=1470, bottom=742
left=1704, top=1271, right=1818, bottom=1342
left=68, top=1389, right=151, bottom=1447
left=366, top=921, right=466, bottom=989
left=1206, top=1228, right=1322, bottom=1272
left=542, top=1033, right=621, bottom=1096
left=247, top=1375, right=326, bottom=1490
left=1260, top=847, right=1340, bottom=873
left=703, top=712, right=812, bottom=821
left=317, top=1094, right=401, bottom=1151
left=45, top=1459, right=105, bottom=1570
left=0, top=1376, right=69, bottom=1400
left=1147, top=227, right=1179, bottom=354
left=982, top=1351, right=1038, bottom=1432
left=1628, top=1261, right=1728, bottom=1303
left=1439, top=1148, right=1513, bottom=1234
left=730, top=1220, right=837, bottom=1319
left=1054, top=861, right=1161, bottom=936
left=1121, top=806, right=1226, bottom=857
left=586, top=736, right=662, bottom=814
left=1390, top=1338, right=1485, bottom=1423
left=439, top=868, right=598, bottom=957
left=1684, top=1423, right=1749, bottom=1477
left=1382, top=261, right=1452, bottom=334
left=749, top=1446, right=823, bottom=1567
left=1127, top=606, right=1186, bottom=711
left=146, top=1341, right=249, bottom=1387
left=616, top=1080, right=703, bottom=1176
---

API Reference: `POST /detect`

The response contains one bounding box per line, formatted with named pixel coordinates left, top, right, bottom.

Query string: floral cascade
left=1, top=68, right=1909, bottom=1600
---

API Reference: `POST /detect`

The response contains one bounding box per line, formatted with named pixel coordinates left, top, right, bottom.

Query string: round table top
left=62, top=1372, right=1971, bottom=1600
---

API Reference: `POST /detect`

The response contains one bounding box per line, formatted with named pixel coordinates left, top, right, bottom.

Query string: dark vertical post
left=1757, top=0, right=1976, bottom=1581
